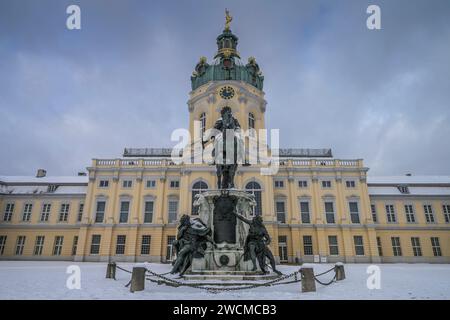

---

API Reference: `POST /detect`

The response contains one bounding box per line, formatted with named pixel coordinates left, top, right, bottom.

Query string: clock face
left=219, top=86, right=235, bottom=100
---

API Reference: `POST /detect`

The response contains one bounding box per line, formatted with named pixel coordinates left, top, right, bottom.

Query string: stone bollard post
left=130, top=267, right=146, bottom=293
left=300, top=267, right=316, bottom=293
left=106, top=262, right=116, bottom=279
left=335, top=262, right=345, bottom=281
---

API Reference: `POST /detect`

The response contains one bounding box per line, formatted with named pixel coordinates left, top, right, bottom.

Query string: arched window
left=245, top=181, right=262, bottom=216
left=192, top=181, right=209, bottom=215
left=200, top=113, right=206, bottom=134
left=248, top=112, right=255, bottom=129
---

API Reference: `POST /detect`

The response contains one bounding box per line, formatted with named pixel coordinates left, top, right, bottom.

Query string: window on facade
left=166, top=236, right=176, bottom=261
left=119, top=201, right=130, bottom=223
left=371, top=204, right=377, bottom=223
left=141, top=235, right=151, bottom=255
left=170, top=180, right=180, bottom=188
left=122, top=180, right=132, bottom=188
left=398, top=185, right=409, bottom=194
left=276, top=201, right=286, bottom=223
left=278, top=236, right=288, bottom=262
left=0, top=236, right=7, bottom=255
left=53, top=236, right=64, bottom=256
left=298, top=180, right=308, bottom=188
left=376, top=237, right=383, bottom=256
left=346, top=180, right=356, bottom=188
left=99, top=180, right=109, bottom=188
left=404, top=204, right=415, bottom=223
left=15, top=236, right=26, bottom=255
left=40, top=204, right=51, bottom=222
left=411, top=237, right=422, bottom=257
left=325, top=201, right=335, bottom=224
left=391, top=237, right=402, bottom=256
left=95, top=201, right=106, bottom=223
left=349, top=201, right=360, bottom=224
left=321, top=180, right=332, bottom=188
left=200, top=112, right=206, bottom=133
left=22, top=203, right=33, bottom=222
left=443, top=204, right=450, bottom=223
left=386, top=204, right=396, bottom=223
left=34, top=236, right=45, bottom=256
left=328, top=236, right=339, bottom=256
left=248, top=112, right=255, bottom=129
left=274, top=180, right=284, bottom=188
left=90, top=235, right=101, bottom=254
left=168, top=200, right=178, bottom=223
left=431, top=237, right=442, bottom=257
left=303, top=236, right=313, bottom=255
left=353, top=236, right=364, bottom=256
left=144, top=201, right=154, bottom=223
left=146, top=180, right=156, bottom=188
left=115, top=235, right=126, bottom=255
left=192, top=181, right=208, bottom=215
left=3, top=203, right=14, bottom=222
left=245, top=181, right=262, bottom=216
left=72, top=236, right=78, bottom=256
left=77, top=203, right=84, bottom=222
left=300, top=201, right=311, bottom=224
left=423, top=205, right=435, bottom=223
left=59, top=204, right=70, bottom=222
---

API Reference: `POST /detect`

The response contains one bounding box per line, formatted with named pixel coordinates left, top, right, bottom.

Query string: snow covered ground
left=0, top=261, right=449, bottom=300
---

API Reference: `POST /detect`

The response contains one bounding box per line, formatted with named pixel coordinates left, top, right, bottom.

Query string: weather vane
left=225, top=8, right=232, bottom=31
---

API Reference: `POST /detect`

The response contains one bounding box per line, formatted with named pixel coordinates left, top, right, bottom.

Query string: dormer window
left=398, top=185, right=409, bottom=194
left=47, top=185, right=59, bottom=193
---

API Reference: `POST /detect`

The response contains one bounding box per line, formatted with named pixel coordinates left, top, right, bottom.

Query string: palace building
left=0, top=18, right=449, bottom=264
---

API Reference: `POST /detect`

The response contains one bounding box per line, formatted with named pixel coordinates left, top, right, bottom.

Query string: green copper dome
left=190, top=28, right=264, bottom=91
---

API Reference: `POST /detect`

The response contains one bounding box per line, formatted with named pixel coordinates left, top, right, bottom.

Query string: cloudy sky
left=1, top=0, right=449, bottom=177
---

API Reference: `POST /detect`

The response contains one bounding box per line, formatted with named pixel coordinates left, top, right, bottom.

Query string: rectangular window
left=345, top=180, right=356, bottom=188
left=90, top=235, right=101, bottom=254
left=431, top=237, right=442, bottom=257
left=170, top=180, right=180, bottom=188
left=168, top=200, right=178, bottom=223
left=298, top=180, right=308, bottom=188
left=53, top=236, right=64, bottom=256
left=77, top=203, right=84, bottom=222
left=443, top=204, right=450, bottom=223
left=122, top=180, right=132, bottom=188
left=303, top=236, right=313, bottom=255
left=274, top=180, right=284, bottom=188
left=34, top=236, right=45, bottom=256
left=99, top=180, right=109, bottom=188
left=349, top=201, right=360, bottom=224
left=144, top=201, right=154, bottom=223
left=146, top=180, right=156, bottom=188
left=423, top=205, right=435, bottom=223
left=354, top=236, right=365, bottom=256
left=0, top=236, right=7, bottom=255
left=391, top=237, right=402, bottom=256
left=386, top=204, right=396, bottom=223
left=166, top=235, right=176, bottom=261
left=328, top=235, right=339, bottom=256
left=141, top=235, right=151, bottom=255
left=15, top=236, right=26, bottom=255
left=72, top=236, right=78, bottom=256
left=276, top=201, right=286, bottom=223
left=95, top=201, right=106, bottom=223
left=59, top=204, right=70, bottom=222
left=325, top=201, right=335, bottom=224
left=371, top=204, right=377, bottom=223
left=119, top=201, right=129, bottom=223
left=40, top=203, right=51, bottom=222
left=278, top=236, right=288, bottom=262
left=321, top=180, right=332, bottom=188
left=115, top=235, right=126, bottom=255
left=3, top=203, right=14, bottom=222
left=300, top=201, right=311, bottom=224
left=404, top=204, right=416, bottom=223
left=22, top=203, right=33, bottom=221
left=411, top=237, right=422, bottom=257
left=376, top=237, right=383, bottom=256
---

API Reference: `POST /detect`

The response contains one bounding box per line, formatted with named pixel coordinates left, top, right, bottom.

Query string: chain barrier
left=312, top=266, right=336, bottom=286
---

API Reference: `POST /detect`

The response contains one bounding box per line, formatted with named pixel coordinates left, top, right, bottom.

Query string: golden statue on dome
left=225, top=8, right=232, bottom=30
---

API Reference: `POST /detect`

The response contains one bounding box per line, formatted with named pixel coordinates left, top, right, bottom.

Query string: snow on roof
left=0, top=185, right=87, bottom=195
left=368, top=186, right=450, bottom=196
left=0, top=176, right=88, bottom=185
left=367, top=176, right=450, bottom=185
